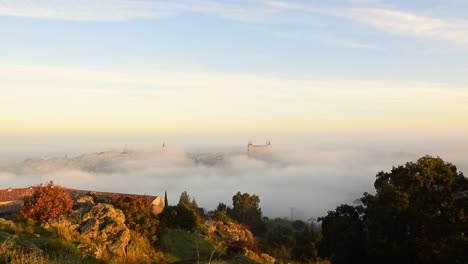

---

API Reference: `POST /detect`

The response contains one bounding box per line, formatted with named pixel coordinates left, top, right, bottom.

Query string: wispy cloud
left=0, top=0, right=275, bottom=22
left=274, top=31, right=380, bottom=50
left=0, top=0, right=166, bottom=21
left=338, top=7, right=468, bottom=47
left=2, top=1, right=467, bottom=48
left=319, top=35, right=381, bottom=50
left=267, top=1, right=468, bottom=47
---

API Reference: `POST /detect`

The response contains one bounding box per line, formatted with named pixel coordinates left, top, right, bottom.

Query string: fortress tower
left=247, top=141, right=272, bottom=154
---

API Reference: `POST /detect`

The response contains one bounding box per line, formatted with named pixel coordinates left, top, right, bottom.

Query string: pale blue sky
left=1, top=0, right=468, bottom=81
left=1, top=0, right=468, bottom=137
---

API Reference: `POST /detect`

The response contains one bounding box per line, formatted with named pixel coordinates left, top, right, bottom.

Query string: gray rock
left=76, top=203, right=130, bottom=259
left=74, top=195, right=95, bottom=214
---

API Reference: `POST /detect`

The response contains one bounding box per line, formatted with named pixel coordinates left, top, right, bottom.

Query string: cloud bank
left=3, top=146, right=457, bottom=219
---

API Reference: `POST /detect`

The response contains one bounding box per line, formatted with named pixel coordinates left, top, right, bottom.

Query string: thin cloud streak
left=0, top=0, right=165, bottom=21
left=1, top=1, right=468, bottom=47
left=269, top=1, right=468, bottom=47
left=273, top=31, right=380, bottom=50
left=0, top=0, right=276, bottom=22
left=339, top=8, right=468, bottom=47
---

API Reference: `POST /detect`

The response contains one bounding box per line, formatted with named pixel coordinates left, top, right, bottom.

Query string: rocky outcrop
left=260, top=253, right=276, bottom=264
left=205, top=220, right=275, bottom=264
left=244, top=250, right=276, bottom=264
left=205, top=220, right=254, bottom=244
left=77, top=203, right=130, bottom=259
left=48, top=197, right=131, bottom=259
left=74, top=195, right=95, bottom=213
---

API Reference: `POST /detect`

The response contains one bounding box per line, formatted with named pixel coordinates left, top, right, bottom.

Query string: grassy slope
left=161, top=229, right=260, bottom=264
left=1, top=218, right=262, bottom=264
left=161, top=229, right=216, bottom=263
left=0, top=218, right=102, bottom=264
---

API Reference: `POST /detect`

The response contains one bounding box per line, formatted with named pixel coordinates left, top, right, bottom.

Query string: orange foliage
left=18, top=181, right=74, bottom=221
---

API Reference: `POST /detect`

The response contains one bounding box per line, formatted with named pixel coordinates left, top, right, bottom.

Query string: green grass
left=1, top=219, right=264, bottom=264
left=210, top=255, right=262, bottom=264
left=160, top=229, right=264, bottom=264
left=0, top=218, right=102, bottom=264
left=161, top=229, right=218, bottom=263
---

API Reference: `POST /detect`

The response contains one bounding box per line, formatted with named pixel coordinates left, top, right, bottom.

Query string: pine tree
left=178, top=191, right=191, bottom=207
left=191, top=197, right=198, bottom=209
left=164, top=190, right=168, bottom=208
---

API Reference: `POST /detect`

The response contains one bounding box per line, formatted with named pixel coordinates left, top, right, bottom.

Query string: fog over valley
left=2, top=139, right=467, bottom=220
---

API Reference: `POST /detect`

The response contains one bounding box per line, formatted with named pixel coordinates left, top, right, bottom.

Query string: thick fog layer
left=1, top=145, right=467, bottom=220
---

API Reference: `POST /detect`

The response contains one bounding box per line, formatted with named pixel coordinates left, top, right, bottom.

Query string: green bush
left=158, top=205, right=201, bottom=231
left=109, top=195, right=159, bottom=246
left=212, top=211, right=231, bottom=224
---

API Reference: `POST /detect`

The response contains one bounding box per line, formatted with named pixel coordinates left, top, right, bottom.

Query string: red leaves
left=18, top=181, right=74, bottom=221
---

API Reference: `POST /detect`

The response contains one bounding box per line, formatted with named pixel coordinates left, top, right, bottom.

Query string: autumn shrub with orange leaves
left=18, top=181, right=74, bottom=221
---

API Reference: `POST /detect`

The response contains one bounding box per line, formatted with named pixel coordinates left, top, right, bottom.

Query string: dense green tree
left=177, top=191, right=199, bottom=210
left=292, top=220, right=307, bottom=232
left=190, top=197, right=198, bottom=209
left=159, top=191, right=201, bottom=230
left=265, top=225, right=296, bottom=259
left=216, top=202, right=228, bottom=212
left=158, top=205, right=200, bottom=231
left=318, top=204, right=367, bottom=264
left=110, top=195, right=160, bottom=246
left=362, top=155, right=467, bottom=263
left=267, top=225, right=295, bottom=247
left=178, top=191, right=191, bottom=207
left=229, top=192, right=266, bottom=235
left=292, top=228, right=321, bottom=263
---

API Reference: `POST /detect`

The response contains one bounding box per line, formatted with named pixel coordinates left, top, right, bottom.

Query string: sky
left=1, top=0, right=468, bottom=217
left=1, top=0, right=468, bottom=137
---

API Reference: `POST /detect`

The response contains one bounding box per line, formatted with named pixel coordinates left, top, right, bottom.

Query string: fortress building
left=247, top=141, right=272, bottom=154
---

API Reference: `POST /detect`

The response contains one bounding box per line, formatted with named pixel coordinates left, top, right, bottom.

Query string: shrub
left=226, top=240, right=249, bottom=255
left=109, top=195, right=160, bottom=246
left=158, top=205, right=201, bottom=231
left=212, top=211, right=231, bottom=224
left=18, top=181, right=74, bottom=221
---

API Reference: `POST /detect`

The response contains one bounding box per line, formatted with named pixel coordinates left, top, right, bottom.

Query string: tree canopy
left=362, top=155, right=467, bottom=263
left=319, top=156, right=468, bottom=264
left=229, top=192, right=266, bottom=235
left=18, top=181, right=74, bottom=221
left=110, top=195, right=160, bottom=246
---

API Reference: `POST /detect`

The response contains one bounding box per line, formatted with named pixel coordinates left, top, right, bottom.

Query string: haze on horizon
left=1, top=0, right=468, bottom=219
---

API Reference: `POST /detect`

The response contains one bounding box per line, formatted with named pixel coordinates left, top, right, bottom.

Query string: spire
left=164, top=190, right=168, bottom=208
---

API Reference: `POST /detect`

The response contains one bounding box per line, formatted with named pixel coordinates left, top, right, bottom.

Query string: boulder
left=260, top=253, right=276, bottom=264
left=244, top=250, right=276, bottom=264
left=77, top=203, right=130, bottom=259
left=205, top=220, right=275, bottom=264
left=207, top=220, right=254, bottom=243
left=73, top=195, right=95, bottom=214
